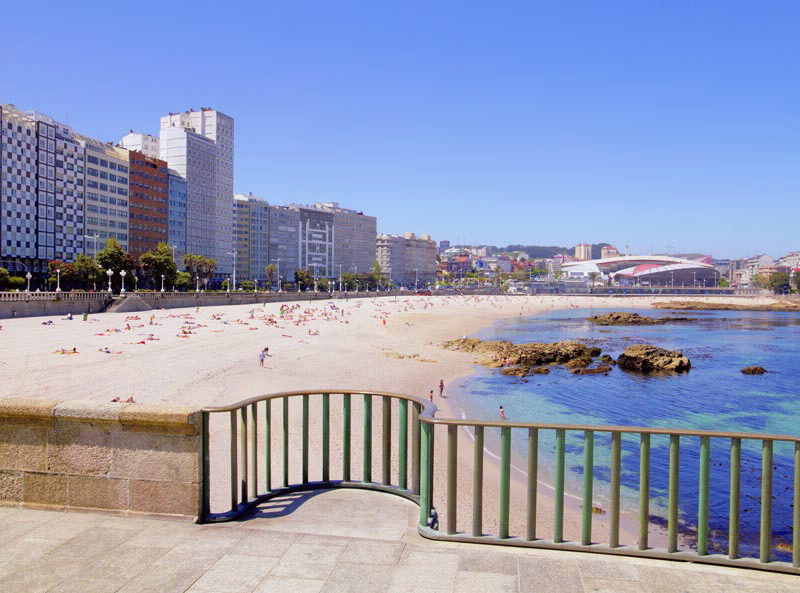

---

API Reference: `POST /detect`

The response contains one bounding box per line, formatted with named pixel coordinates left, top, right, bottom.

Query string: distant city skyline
left=5, top=2, right=798, bottom=260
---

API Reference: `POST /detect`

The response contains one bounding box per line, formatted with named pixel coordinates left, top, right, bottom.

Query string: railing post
left=230, top=410, right=238, bottom=511
left=499, top=426, right=511, bottom=539
left=398, top=399, right=408, bottom=489
left=419, top=420, right=432, bottom=527
left=302, top=394, right=309, bottom=484
left=239, top=407, right=248, bottom=504
left=668, top=434, right=680, bottom=553
left=760, top=439, right=773, bottom=563
left=322, top=393, right=330, bottom=482
left=610, top=431, right=621, bottom=548
left=729, top=437, right=741, bottom=559
left=265, top=399, right=271, bottom=492
left=581, top=430, right=594, bottom=546
left=447, top=424, right=458, bottom=535
left=201, top=411, right=210, bottom=521
left=283, top=397, right=289, bottom=488
left=411, top=403, right=421, bottom=494
left=698, top=435, right=710, bottom=555
left=363, top=394, right=372, bottom=483
left=343, top=394, right=351, bottom=481
left=382, top=396, right=391, bottom=486
left=473, top=426, right=484, bottom=537
left=639, top=433, right=650, bottom=550
left=249, top=403, right=257, bottom=500
left=526, top=427, right=537, bottom=541
left=794, top=442, right=800, bottom=568
left=554, top=428, right=565, bottom=543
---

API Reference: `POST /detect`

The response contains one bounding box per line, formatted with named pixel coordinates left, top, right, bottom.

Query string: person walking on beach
left=499, top=406, right=506, bottom=421
left=429, top=390, right=434, bottom=402
left=438, top=379, right=445, bottom=398
left=259, top=349, right=266, bottom=367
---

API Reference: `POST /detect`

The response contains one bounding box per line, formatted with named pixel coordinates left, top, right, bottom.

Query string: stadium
left=562, top=255, right=720, bottom=287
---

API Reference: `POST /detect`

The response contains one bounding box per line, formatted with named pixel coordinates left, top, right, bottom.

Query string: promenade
left=0, top=489, right=795, bottom=593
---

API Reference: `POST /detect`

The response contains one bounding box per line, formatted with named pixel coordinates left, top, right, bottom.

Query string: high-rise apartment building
left=1, top=105, right=88, bottom=277
left=159, top=108, right=234, bottom=276
left=127, top=152, right=168, bottom=257
left=268, top=206, right=300, bottom=285
left=167, top=170, right=187, bottom=266
left=600, top=245, right=619, bottom=259
left=294, top=205, right=334, bottom=280
left=233, top=193, right=273, bottom=285
left=376, top=232, right=437, bottom=287
left=313, top=202, right=376, bottom=275
left=78, top=139, right=130, bottom=253
left=120, top=132, right=159, bottom=159
left=575, top=243, right=592, bottom=261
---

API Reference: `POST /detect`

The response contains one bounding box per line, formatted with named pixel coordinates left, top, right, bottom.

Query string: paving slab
left=0, top=490, right=796, bottom=593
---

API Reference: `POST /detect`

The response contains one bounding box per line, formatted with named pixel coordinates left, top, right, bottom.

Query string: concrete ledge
left=0, top=398, right=61, bottom=425
left=0, top=398, right=201, bottom=517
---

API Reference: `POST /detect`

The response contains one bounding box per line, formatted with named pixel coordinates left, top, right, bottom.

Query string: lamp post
left=337, top=263, right=343, bottom=293
left=352, top=266, right=357, bottom=292
left=161, top=274, right=165, bottom=293
left=25, top=272, right=32, bottom=292
left=196, top=275, right=200, bottom=292
left=120, top=270, right=126, bottom=294
left=253, top=278, right=258, bottom=294
left=133, top=274, right=138, bottom=291
left=106, top=269, right=113, bottom=293
left=56, top=268, right=62, bottom=292
left=227, top=250, right=237, bottom=292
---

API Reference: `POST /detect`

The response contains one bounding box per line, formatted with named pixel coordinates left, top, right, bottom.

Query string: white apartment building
left=313, top=202, right=376, bottom=274
left=376, top=232, right=437, bottom=287
left=78, top=139, right=130, bottom=253
left=120, top=132, right=159, bottom=159
left=1, top=105, right=87, bottom=276
left=160, top=108, right=234, bottom=276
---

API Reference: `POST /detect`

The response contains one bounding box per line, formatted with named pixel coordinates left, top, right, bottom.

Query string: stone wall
left=0, top=398, right=201, bottom=517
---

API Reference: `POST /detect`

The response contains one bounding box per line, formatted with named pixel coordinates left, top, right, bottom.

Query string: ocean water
left=453, top=307, right=800, bottom=558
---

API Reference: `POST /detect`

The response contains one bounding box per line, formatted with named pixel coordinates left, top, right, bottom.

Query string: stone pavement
left=0, top=490, right=796, bottom=593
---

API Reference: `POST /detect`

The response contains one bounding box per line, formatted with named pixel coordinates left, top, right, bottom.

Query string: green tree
left=316, top=278, right=330, bottom=292
left=0, top=267, right=9, bottom=290
left=240, top=280, right=255, bottom=291
left=47, top=261, right=77, bottom=290
left=140, top=242, right=178, bottom=290
left=295, top=268, right=312, bottom=291
left=371, top=260, right=385, bottom=288
left=265, top=264, right=276, bottom=289
left=73, top=254, right=102, bottom=290
left=7, top=276, right=25, bottom=290
left=341, top=272, right=358, bottom=291
left=175, top=271, right=192, bottom=291
left=719, top=278, right=730, bottom=287
left=96, top=239, right=135, bottom=292
left=767, top=272, right=790, bottom=294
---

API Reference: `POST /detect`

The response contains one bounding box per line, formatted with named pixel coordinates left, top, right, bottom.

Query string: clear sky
left=4, top=1, right=797, bottom=259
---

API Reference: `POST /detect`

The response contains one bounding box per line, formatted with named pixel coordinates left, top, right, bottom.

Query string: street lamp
left=106, top=268, right=113, bottom=293
left=133, top=274, right=138, bottom=291
left=56, top=268, right=62, bottom=292
left=352, top=266, right=357, bottom=292
left=337, top=263, right=343, bottom=292
left=161, top=274, right=165, bottom=293
left=196, top=275, right=200, bottom=293
left=120, top=270, right=126, bottom=294
left=227, top=250, right=237, bottom=292
left=254, top=278, right=258, bottom=294
left=25, top=272, right=32, bottom=292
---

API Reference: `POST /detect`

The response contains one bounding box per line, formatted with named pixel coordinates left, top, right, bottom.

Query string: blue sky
left=4, top=1, right=798, bottom=259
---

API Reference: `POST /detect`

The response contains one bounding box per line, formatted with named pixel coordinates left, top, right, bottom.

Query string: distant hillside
left=496, top=243, right=614, bottom=259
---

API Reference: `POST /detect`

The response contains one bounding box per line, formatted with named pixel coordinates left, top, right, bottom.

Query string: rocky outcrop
left=570, top=365, right=613, bottom=375
left=588, top=312, right=691, bottom=325
left=617, top=344, right=691, bottom=374
left=741, top=366, right=767, bottom=375
left=443, top=338, right=605, bottom=377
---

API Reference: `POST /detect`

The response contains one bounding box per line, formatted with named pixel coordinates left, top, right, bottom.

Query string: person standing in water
left=438, top=379, right=445, bottom=398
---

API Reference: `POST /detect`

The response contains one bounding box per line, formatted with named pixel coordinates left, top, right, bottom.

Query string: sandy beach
left=0, top=292, right=782, bottom=543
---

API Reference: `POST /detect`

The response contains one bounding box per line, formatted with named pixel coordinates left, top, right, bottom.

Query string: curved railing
left=199, top=390, right=800, bottom=575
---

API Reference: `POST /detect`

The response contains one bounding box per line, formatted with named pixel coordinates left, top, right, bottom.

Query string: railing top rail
left=201, top=389, right=799, bottom=443
left=201, top=389, right=438, bottom=415
left=429, top=417, right=800, bottom=442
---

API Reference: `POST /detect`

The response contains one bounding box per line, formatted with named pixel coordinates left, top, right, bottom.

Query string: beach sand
left=0, top=293, right=780, bottom=544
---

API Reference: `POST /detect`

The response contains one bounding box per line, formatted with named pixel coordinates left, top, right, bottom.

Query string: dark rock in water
left=588, top=312, right=667, bottom=325
left=530, top=366, right=551, bottom=375
left=599, top=354, right=617, bottom=366
left=741, top=366, right=767, bottom=375
left=617, top=344, right=691, bottom=374
left=570, top=365, right=613, bottom=375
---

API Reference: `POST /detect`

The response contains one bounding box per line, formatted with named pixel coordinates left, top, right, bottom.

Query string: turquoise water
left=454, top=308, right=800, bottom=558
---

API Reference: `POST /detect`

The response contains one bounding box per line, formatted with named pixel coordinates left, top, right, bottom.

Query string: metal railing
left=200, top=390, right=800, bottom=575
